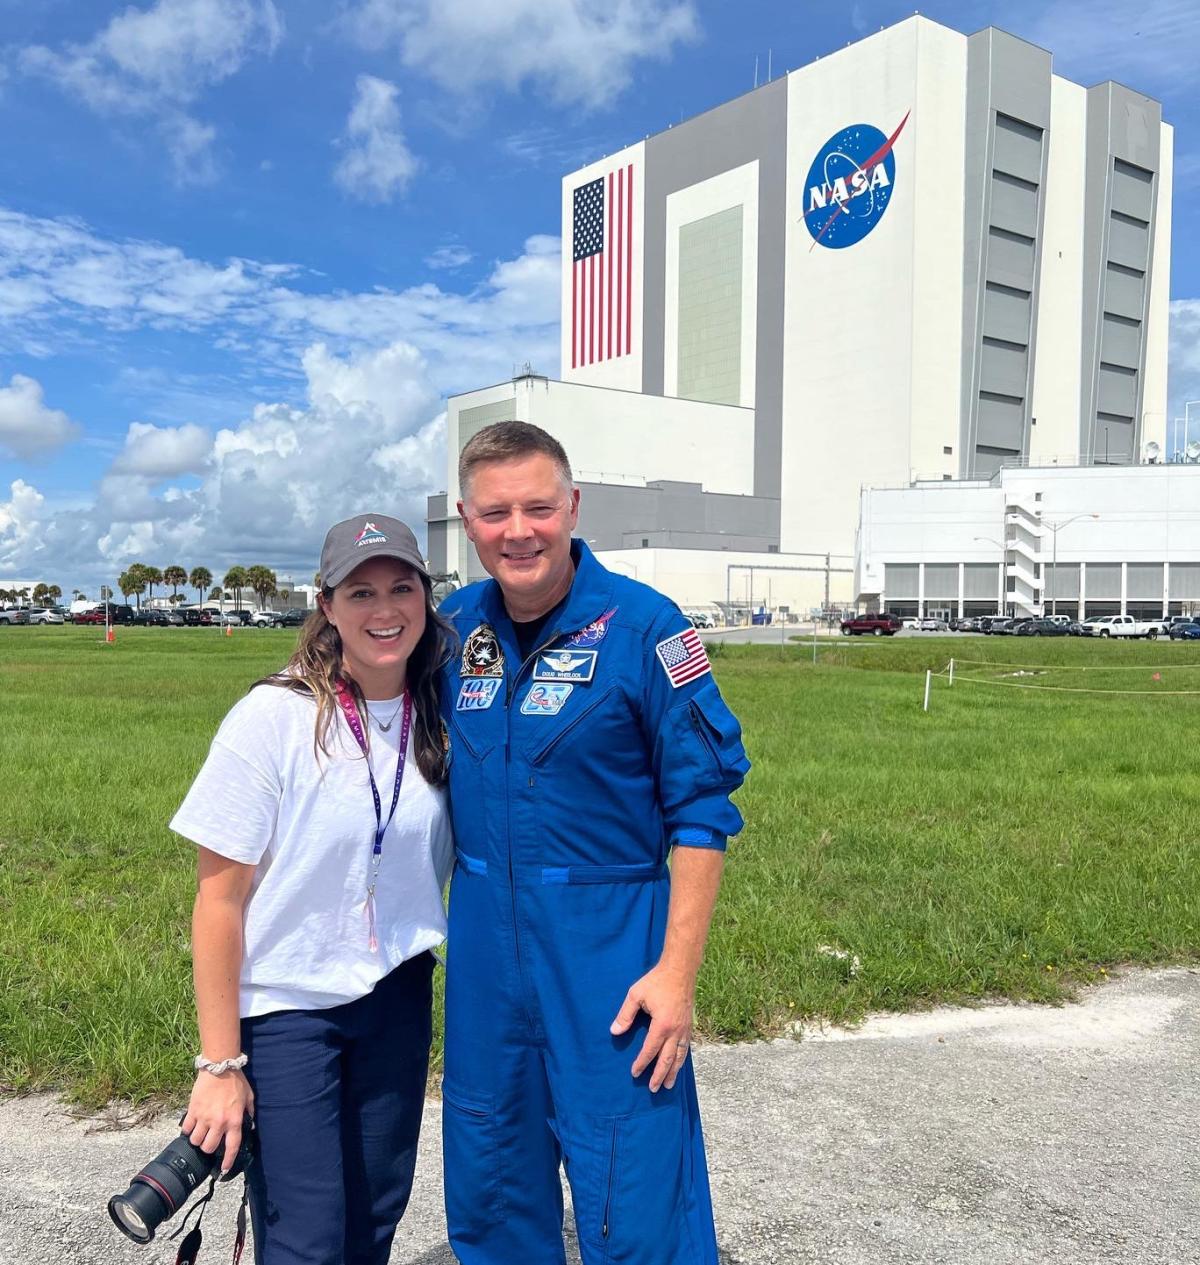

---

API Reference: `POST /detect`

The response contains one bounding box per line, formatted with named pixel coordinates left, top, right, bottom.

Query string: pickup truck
left=1082, top=614, right=1168, bottom=640
left=0, top=607, right=30, bottom=625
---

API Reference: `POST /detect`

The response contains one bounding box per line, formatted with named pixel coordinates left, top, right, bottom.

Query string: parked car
left=684, top=610, right=717, bottom=629
left=918, top=617, right=949, bottom=632
left=1169, top=618, right=1200, bottom=641
left=176, top=607, right=213, bottom=626
left=0, top=607, right=30, bottom=625
left=132, top=608, right=171, bottom=627
left=985, top=617, right=1015, bottom=635
left=275, top=607, right=311, bottom=628
left=900, top=617, right=920, bottom=629
left=26, top=606, right=65, bottom=625
left=249, top=610, right=282, bottom=627
left=71, top=603, right=135, bottom=625
left=839, top=613, right=901, bottom=637
left=951, top=617, right=979, bottom=632
left=1015, top=618, right=1070, bottom=637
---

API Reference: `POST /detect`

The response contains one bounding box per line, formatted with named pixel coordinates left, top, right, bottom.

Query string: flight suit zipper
left=601, top=1124, right=618, bottom=1240
left=503, top=626, right=562, bottom=1036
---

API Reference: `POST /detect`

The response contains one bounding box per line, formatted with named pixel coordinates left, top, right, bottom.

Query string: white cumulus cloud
left=333, top=75, right=417, bottom=203
left=342, top=0, right=699, bottom=108
left=0, top=374, right=79, bottom=459
left=112, top=421, right=213, bottom=478
left=20, top=0, right=282, bottom=182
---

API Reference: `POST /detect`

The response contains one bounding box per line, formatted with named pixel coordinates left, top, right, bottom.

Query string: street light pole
left=973, top=536, right=1006, bottom=616
left=1043, top=513, right=1100, bottom=618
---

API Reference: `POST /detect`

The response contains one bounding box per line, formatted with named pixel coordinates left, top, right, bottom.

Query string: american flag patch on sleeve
left=655, top=627, right=712, bottom=688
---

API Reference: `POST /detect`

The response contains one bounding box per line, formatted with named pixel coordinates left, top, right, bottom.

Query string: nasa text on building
left=428, top=15, right=1172, bottom=618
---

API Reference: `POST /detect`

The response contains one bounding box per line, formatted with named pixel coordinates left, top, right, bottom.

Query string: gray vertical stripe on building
left=1079, top=83, right=1161, bottom=465
left=960, top=28, right=1051, bottom=479
left=642, top=77, right=787, bottom=516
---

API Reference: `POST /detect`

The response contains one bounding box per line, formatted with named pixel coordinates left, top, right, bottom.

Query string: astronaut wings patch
left=655, top=628, right=711, bottom=688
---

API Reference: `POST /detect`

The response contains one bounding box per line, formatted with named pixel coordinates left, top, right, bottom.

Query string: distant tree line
left=2, top=564, right=291, bottom=612
left=112, top=563, right=288, bottom=611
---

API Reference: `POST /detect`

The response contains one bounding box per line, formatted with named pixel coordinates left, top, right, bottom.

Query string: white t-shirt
left=170, top=683, right=453, bottom=1018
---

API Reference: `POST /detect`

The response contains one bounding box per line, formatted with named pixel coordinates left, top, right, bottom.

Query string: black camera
left=107, top=1114, right=255, bottom=1244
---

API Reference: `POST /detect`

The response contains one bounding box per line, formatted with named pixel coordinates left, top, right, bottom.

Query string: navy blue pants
left=240, top=953, right=435, bottom=1265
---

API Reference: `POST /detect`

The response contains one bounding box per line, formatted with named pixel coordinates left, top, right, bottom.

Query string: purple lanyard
left=334, top=678, right=413, bottom=951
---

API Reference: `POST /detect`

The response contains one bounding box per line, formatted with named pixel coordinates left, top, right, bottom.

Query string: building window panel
left=1169, top=563, right=1200, bottom=601
left=992, top=113, right=1044, bottom=184
left=1111, top=158, right=1154, bottom=221
left=677, top=205, right=743, bottom=407
left=1085, top=563, right=1121, bottom=599
left=1045, top=563, right=1080, bottom=599
left=986, top=227, right=1036, bottom=289
left=1126, top=563, right=1164, bottom=601
left=1107, top=212, right=1150, bottom=272
left=1103, top=262, right=1145, bottom=320
left=924, top=564, right=958, bottom=600
left=990, top=171, right=1040, bottom=238
left=884, top=564, right=919, bottom=599
left=1100, top=313, right=1142, bottom=370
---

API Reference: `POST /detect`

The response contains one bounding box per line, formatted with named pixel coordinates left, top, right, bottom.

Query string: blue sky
left=0, top=0, right=1197, bottom=592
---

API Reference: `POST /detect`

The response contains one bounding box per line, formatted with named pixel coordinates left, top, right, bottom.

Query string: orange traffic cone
left=225, top=622, right=232, bottom=637
left=105, top=627, right=115, bottom=644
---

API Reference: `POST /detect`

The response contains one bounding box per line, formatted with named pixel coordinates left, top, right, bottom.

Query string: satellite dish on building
left=1188, top=441, right=1200, bottom=463
left=1144, top=440, right=1161, bottom=463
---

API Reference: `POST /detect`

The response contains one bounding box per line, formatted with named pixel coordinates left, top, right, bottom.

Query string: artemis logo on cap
left=354, top=521, right=388, bottom=547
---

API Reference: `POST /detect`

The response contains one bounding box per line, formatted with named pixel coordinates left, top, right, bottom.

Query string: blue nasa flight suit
left=438, top=539, right=749, bottom=1265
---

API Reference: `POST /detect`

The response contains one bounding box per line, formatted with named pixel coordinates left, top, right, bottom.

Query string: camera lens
left=108, top=1186, right=160, bottom=1244
left=107, top=1134, right=214, bottom=1243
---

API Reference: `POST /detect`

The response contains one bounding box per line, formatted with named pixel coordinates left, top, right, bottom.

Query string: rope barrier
left=947, top=675, right=1200, bottom=697
left=950, top=656, right=1200, bottom=673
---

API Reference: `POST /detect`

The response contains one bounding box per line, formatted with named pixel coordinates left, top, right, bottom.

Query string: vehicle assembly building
left=428, top=14, right=1175, bottom=619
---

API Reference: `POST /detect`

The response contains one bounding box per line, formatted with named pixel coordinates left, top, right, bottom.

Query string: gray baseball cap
left=319, top=514, right=428, bottom=589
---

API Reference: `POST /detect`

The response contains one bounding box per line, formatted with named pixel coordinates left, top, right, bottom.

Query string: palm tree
left=190, top=567, right=213, bottom=607
left=246, top=565, right=278, bottom=611
left=163, top=565, right=187, bottom=601
left=32, top=583, right=49, bottom=605
left=47, top=585, right=61, bottom=606
left=118, top=569, right=145, bottom=607
left=142, top=565, right=164, bottom=603
left=208, top=585, right=223, bottom=602
left=223, top=567, right=248, bottom=612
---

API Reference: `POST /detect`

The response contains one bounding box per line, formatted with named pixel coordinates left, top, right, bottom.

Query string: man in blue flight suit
left=439, top=421, right=749, bottom=1265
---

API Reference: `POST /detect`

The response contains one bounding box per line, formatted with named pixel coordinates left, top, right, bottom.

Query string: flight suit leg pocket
left=567, top=1105, right=687, bottom=1265
left=442, top=1084, right=505, bottom=1233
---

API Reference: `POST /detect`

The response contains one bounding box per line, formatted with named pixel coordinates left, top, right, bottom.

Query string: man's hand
left=610, top=964, right=695, bottom=1092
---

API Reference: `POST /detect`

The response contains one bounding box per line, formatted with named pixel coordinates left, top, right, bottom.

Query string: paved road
left=2, top=967, right=1196, bottom=1264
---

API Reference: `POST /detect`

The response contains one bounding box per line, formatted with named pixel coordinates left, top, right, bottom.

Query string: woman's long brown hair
left=254, top=576, right=456, bottom=785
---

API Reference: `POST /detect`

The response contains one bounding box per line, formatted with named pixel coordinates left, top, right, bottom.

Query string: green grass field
left=2, top=625, right=1198, bottom=1105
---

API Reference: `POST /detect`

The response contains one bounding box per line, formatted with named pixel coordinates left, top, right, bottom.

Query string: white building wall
left=1031, top=77, right=1087, bottom=464
left=857, top=466, right=1200, bottom=613
left=908, top=20, right=968, bottom=484
left=595, top=547, right=855, bottom=614
left=560, top=141, right=645, bottom=392
left=1143, top=122, right=1172, bottom=455
left=780, top=18, right=967, bottom=558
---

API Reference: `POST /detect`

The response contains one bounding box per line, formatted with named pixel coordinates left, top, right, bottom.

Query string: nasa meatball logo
left=803, top=112, right=910, bottom=250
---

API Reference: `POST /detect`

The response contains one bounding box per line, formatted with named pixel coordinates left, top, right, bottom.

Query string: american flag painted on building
left=655, top=627, right=712, bottom=689
left=571, top=161, right=634, bottom=369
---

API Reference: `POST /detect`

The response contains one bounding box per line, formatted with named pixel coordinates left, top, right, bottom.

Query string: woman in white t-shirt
left=171, top=513, right=455, bottom=1265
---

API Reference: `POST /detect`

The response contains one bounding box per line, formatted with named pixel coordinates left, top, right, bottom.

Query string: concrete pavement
left=1, top=967, right=1196, bottom=1264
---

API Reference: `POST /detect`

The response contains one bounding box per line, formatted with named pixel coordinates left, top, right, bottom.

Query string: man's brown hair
left=458, top=420, right=573, bottom=500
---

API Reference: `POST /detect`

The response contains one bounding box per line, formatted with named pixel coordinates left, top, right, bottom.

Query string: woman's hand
left=182, top=1068, right=255, bottom=1173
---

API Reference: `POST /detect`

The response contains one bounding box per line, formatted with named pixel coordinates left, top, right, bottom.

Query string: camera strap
left=167, top=1173, right=249, bottom=1265
left=169, top=1172, right=216, bottom=1265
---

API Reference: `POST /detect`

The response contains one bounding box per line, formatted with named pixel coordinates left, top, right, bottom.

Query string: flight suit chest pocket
left=526, top=686, right=623, bottom=767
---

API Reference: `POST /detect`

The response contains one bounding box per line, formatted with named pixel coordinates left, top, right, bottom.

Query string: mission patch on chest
left=461, top=624, right=504, bottom=678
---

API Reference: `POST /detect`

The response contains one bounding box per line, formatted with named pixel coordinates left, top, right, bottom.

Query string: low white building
left=855, top=463, right=1200, bottom=620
